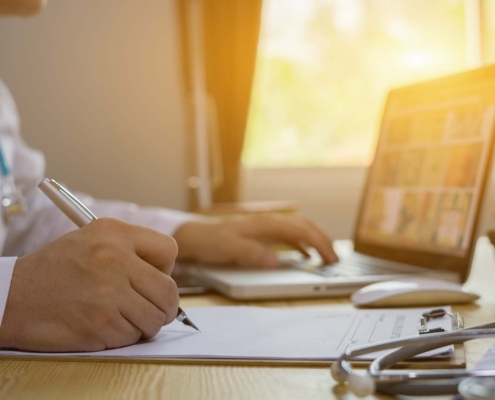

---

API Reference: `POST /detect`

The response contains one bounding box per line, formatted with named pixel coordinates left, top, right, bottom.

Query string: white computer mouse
left=351, top=277, right=480, bottom=308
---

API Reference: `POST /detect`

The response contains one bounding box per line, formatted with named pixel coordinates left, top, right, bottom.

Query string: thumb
left=229, top=237, right=279, bottom=268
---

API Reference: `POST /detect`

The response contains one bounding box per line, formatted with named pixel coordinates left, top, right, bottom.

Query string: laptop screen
left=355, top=66, right=495, bottom=266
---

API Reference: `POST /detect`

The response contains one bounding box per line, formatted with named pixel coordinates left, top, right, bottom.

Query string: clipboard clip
left=418, top=308, right=464, bottom=335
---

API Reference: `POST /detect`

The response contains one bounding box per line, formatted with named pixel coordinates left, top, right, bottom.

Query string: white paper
left=474, top=344, right=495, bottom=370
left=0, top=306, right=453, bottom=361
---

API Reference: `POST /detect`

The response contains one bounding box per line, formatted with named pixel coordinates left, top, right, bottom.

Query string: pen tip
left=184, top=317, right=201, bottom=332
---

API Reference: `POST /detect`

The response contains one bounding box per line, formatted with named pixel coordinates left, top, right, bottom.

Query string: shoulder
left=0, top=78, right=20, bottom=138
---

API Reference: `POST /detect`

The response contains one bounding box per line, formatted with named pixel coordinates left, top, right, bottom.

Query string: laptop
left=191, top=65, right=495, bottom=300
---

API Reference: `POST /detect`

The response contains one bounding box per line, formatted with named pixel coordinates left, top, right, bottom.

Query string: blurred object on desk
left=172, top=262, right=213, bottom=295
left=194, top=200, right=298, bottom=217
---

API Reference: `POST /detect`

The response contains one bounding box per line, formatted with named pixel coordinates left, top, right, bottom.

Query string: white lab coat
left=0, top=79, right=194, bottom=326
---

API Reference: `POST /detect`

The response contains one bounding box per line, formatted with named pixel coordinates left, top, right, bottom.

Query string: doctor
left=0, top=0, right=337, bottom=352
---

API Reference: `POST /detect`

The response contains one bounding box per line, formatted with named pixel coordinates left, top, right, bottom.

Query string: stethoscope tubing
left=0, top=139, right=10, bottom=177
left=370, top=321, right=495, bottom=376
left=333, top=322, right=495, bottom=396
left=372, top=331, right=495, bottom=395
left=340, top=326, right=495, bottom=363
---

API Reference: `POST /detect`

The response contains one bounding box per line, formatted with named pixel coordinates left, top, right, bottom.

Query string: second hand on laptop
left=38, top=178, right=200, bottom=332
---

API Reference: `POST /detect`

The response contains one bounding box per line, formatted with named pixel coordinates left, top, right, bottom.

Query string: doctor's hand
left=0, top=218, right=179, bottom=352
left=174, top=214, right=338, bottom=268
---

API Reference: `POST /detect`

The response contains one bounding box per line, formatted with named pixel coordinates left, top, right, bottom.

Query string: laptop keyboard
left=313, top=262, right=420, bottom=277
left=283, top=252, right=427, bottom=277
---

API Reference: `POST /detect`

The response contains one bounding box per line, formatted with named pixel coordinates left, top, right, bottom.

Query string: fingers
left=293, top=218, right=339, bottom=263
left=304, top=219, right=338, bottom=260
left=89, top=218, right=178, bottom=275
left=291, top=242, right=311, bottom=258
left=127, top=256, right=180, bottom=325
left=127, top=224, right=178, bottom=275
left=119, top=289, right=172, bottom=340
left=248, top=215, right=338, bottom=264
left=75, top=302, right=143, bottom=351
left=101, top=315, right=142, bottom=350
left=216, top=236, right=277, bottom=268
left=83, top=219, right=180, bottom=340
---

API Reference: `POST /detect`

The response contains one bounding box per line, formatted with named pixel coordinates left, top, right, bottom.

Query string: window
left=243, top=0, right=468, bottom=167
left=483, top=0, right=495, bottom=63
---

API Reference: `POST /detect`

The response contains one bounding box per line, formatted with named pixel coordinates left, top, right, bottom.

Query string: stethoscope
left=331, top=311, right=495, bottom=398
left=0, top=139, right=26, bottom=222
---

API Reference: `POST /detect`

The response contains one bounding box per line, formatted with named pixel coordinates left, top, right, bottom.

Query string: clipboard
left=0, top=306, right=465, bottom=369
left=0, top=344, right=465, bottom=369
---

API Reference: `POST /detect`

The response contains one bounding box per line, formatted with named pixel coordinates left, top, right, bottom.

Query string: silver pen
left=38, top=178, right=200, bottom=332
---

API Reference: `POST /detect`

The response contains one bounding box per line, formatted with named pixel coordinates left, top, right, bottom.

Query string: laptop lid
left=353, top=65, right=495, bottom=282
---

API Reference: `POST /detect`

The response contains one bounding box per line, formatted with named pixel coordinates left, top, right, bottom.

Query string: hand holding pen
left=0, top=200, right=195, bottom=352
left=38, top=178, right=199, bottom=332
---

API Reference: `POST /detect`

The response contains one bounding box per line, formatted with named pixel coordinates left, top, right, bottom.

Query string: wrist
left=173, top=221, right=205, bottom=261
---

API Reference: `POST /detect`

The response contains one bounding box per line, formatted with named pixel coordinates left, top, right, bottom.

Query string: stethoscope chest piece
left=0, top=141, right=26, bottom=224
left=1, top=174, right=26, bottom=223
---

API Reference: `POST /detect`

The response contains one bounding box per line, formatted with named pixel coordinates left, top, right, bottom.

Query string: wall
left=0, top=0, right=189, bottom=209
left=243, top=166, right=495, bottom=241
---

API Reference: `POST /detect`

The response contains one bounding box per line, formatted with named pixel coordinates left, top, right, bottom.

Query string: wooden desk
left=1, top=238, right=495, bottom=400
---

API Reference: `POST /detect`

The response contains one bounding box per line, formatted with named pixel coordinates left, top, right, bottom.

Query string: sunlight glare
left=402, top=51, right=433, bottom=68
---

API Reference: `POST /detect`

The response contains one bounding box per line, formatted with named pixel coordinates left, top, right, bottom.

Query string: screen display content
left=357, top=78, right=495, bottom=257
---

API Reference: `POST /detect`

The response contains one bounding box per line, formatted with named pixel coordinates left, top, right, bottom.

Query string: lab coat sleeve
left=0, top=257, right=16, bottom=328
